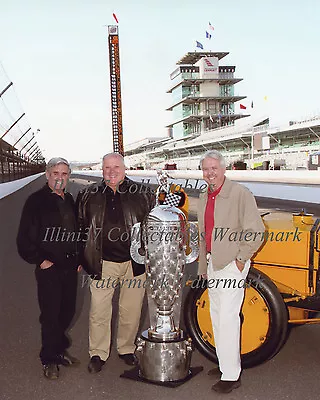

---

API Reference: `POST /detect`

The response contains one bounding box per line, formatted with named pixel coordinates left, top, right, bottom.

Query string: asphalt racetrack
left=0, top=175, right=319, bottom=400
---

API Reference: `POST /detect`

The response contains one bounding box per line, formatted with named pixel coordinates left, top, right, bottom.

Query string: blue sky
left=0, top=0, right=319, bottom=161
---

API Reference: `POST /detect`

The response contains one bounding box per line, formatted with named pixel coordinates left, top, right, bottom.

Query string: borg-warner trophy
left=130, top=171, right=199, bottom=383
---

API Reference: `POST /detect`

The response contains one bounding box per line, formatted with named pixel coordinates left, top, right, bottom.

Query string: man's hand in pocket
left=40, top=260, right=54, bottom=270
left=235, top=259, right=245, bottom=272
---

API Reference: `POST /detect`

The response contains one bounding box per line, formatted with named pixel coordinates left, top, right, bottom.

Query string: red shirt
left=204, top=183, right=223, bottom=252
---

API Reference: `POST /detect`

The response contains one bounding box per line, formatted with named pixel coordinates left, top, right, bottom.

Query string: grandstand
left=124, top=115, right=320, bottom=170
left=124, top=51, right=319, bottom=171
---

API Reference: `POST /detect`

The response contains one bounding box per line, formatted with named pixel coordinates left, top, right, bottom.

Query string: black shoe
left=118, top=353, right=138, bottom=366
left=88, top=356, right=105, bottom=373
left=43, top=364, right=59, bottom=380
left=207, top=367, right=222, bottom=377
left=212, top=378, right=241, bottom=393
left=58, top=351, right=81, bottom=367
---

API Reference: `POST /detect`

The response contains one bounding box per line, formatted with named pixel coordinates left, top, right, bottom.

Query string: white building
left=166, top=51, right=248, bottom=139
left=124, top=52, right=320, bottom=170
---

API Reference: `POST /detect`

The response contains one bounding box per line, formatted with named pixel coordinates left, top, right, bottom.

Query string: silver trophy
left=130, top=171, right=199, bottom=383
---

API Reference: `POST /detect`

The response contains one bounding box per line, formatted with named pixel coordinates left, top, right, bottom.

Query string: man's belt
left=66, top=252, right=77, bottom=259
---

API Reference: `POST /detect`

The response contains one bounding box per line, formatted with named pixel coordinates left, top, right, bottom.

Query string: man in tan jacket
left=198, top=150, right=265, bottom=394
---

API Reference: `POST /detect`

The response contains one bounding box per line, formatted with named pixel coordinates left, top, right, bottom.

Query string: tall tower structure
left=108, top=25, right=124, bottom=155
left=166, top=52, right=249, bottom=139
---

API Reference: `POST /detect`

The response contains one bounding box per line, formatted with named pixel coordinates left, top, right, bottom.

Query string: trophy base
left=120, top=366, right=203, bottom=388
left=135, top=330, right=193, bottom=383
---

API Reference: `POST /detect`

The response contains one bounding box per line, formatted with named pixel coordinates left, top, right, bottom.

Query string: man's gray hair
left=199, top=150, right=226, bottom=169
left=102, top=152, right=125, bottom=166
left=46, top=157, right=71, bottom=173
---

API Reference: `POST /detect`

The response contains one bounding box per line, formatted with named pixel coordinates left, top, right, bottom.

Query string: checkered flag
left=163, top=192, right=181, bottom=207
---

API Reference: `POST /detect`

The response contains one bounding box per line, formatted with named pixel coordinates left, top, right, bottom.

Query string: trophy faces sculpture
left=130, top=171, right=199, bottom=383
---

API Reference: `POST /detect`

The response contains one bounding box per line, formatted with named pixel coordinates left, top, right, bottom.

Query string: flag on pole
left=196, top=41, right=204, bottom=49
left=240, top=104, right=246, bottom=110
left=206, top=31, right=212, bottom=39
left=251, top=101, right=254, bottom=108
left=209, top=22, right=214, bottom=31
left=112, top=13, right=119, bottom=23
left=263, top=95, right=268, bottom=101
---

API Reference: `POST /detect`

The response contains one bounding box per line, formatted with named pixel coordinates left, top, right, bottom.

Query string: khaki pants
left=89, top=260, right=145, bottom=361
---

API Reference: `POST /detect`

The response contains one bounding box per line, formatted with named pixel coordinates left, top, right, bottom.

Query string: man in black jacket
left=77, top=152, right=155, bottom=373
left=17, top=157, right=80, bottom=380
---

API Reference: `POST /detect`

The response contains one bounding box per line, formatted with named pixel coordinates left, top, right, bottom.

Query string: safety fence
left=0, top=138, right=45, bottom=183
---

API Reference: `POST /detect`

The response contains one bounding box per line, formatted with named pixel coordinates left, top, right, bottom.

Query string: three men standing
left=17, top=149, right=264, bottom=389
left=198, top=150, right=265, bottom=394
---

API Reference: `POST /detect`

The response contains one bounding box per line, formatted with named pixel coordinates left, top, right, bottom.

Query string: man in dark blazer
left=17, top=157, right=80, bottom=380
